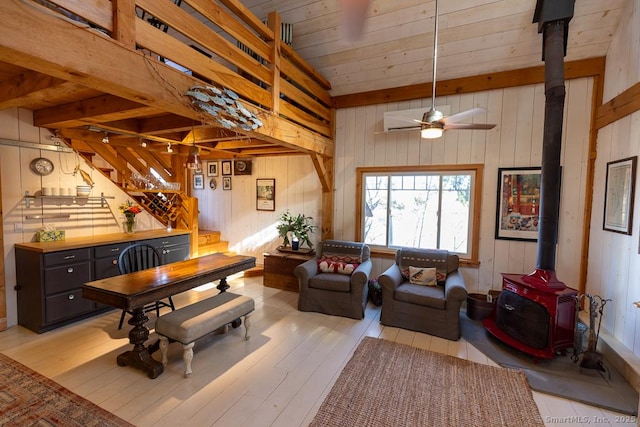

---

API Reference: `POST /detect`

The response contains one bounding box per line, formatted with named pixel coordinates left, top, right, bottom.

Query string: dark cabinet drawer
left=43, top=248, right=91, bottom=267
left=161, top=245, right=190, bottom=264
left=94, top=257, right=121, bottom=280
left=94, top=242, right=130, bottom=259
left=44, top=262, right=92, bottom=295
left=149, top=234, right=190, bottom=249
left=45, top=290, right=93, bottom=323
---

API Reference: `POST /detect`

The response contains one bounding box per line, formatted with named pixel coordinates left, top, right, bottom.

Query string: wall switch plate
left=14, top=223, right=23, bottom=232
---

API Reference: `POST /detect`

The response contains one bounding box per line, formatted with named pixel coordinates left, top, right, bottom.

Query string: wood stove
left=483, top=1, right=579, bottom=361
left=483, top=269, right=577, bottom=359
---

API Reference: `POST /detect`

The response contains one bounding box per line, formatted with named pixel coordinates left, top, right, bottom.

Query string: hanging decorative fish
left=74, top=165, right=95, bottom=187
left=186, top=85, right=263, bottom=131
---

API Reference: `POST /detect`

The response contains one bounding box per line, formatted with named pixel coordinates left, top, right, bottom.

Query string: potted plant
left=276, top=210, right=317, bottom=251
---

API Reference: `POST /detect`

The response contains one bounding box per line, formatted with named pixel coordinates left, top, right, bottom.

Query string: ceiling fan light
left=421, top=127, right=443, bottom=139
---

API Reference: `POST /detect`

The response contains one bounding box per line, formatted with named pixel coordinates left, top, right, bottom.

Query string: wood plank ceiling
left=0, top=0, right=628, bottom=170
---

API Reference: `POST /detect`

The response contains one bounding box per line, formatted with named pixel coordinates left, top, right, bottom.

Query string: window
left=356, top=165, right=483, bottom=263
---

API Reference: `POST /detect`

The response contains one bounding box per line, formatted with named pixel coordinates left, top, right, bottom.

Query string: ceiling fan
left=339, top=0, right=371, bottom=41
left=394, top=0, right=497, bottom=139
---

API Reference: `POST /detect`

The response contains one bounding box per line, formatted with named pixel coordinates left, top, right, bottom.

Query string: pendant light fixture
left=185, top=129, right=200, bottom=170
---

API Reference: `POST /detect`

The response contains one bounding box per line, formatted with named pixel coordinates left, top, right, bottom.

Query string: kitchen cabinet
left=15, top=230, right=191, bottom=333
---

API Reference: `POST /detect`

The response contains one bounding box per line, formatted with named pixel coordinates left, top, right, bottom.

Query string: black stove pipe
left=536, top=19, right=567, bottom=271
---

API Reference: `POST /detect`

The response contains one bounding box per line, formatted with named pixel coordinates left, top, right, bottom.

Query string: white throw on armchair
left=294, top=240, right=372, bottom=319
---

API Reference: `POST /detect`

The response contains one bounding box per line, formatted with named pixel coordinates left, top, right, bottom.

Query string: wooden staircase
left=198, top=230, right=229, bottom=256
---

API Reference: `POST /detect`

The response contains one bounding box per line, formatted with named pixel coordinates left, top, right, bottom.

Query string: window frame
left=355, top=164, right=483, bottom=266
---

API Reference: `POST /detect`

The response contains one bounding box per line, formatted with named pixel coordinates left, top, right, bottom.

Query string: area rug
left=310, top=337, right=543, bottom=426
left=461, top=315, right=639, bottom=415
left=0, top=353, right=132, bottom=426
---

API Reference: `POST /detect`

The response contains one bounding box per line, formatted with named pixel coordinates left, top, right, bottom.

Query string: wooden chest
left=263, top=251, right=315, bottom=292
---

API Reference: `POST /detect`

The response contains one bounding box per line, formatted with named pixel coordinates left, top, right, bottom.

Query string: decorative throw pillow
left=318, top=259, right=359, bottom=275
left=409, top=266, right=437, bottom=286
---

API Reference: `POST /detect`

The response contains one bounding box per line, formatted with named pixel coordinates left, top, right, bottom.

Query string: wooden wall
left=0, top=108, right=161, bottom=327
left=588, top=0, right=640, bottom=355
left=192, top=155, right=322, bottom=263
left=332, top=79, right=593, bottom=295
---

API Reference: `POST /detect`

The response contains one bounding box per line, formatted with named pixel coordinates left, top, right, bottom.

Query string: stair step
left=198, top=241, right=229, bottom=256
left=198, top=230, right=221, bottom=246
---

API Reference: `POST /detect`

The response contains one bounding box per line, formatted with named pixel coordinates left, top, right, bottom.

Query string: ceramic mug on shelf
left=51, top=187, right=60, bottom=196
left=42, top=187, right=52, bottom=196
left=59, top=187, right=68, bottom=196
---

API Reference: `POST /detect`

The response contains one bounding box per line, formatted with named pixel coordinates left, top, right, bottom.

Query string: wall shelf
left=25, top=214, right=71, bottom=220
left=24, top=191, right=114, bottom=208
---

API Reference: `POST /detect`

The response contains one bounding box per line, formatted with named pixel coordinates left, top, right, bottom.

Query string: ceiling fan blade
left=339, top=0, right=371, bottom=42
left=441, top=107, right=487, bottom=124
left=443, top=123, right=497, bottom=130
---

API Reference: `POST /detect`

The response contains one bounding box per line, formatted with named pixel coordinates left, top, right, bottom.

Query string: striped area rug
left=0, top=353, right=132, bottom=426
left=311, top=337, right=543, bottom=427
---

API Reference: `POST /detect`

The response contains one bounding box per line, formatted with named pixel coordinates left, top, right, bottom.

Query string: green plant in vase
left=276, top=210, right=317, bottom=250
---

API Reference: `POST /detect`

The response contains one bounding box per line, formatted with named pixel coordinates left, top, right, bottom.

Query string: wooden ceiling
left=0, top=0, right=628, bottom=170
left=242, top=0, right=628, bottom=96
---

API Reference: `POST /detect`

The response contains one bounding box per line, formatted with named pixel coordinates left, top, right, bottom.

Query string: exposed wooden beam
left=595, top=81, right=640, bottom=130
left=138, top=115, right=198, bottom=135
left=332, top=57, right=606, bottom=109
left=0, top=71, right=77, bottom=109
left=134, top=147, right=174, bottom=182
left=0, top=0, right=334, bottom=157
left=310, top=153, right=330, bottom=192
left=33, top=94, right=156, bottom=128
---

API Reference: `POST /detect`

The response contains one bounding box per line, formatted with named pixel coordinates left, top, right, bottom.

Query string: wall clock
left=30, top=157, right=54, bottom=176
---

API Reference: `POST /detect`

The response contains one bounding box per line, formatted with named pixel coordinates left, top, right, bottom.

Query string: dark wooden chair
left=117, top=243, right=175, bottom=329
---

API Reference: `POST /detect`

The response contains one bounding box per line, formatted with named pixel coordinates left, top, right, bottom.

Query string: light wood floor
left=0, top=275, right=632, bottom=427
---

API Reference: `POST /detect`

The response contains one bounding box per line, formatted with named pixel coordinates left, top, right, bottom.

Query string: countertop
left=14, top=229, right=192, bottom=253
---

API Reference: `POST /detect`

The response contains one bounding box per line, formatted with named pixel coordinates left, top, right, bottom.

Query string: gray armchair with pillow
left=378, top=247, right=467, bottom=340
left=294, top=240, right=372, bottom=319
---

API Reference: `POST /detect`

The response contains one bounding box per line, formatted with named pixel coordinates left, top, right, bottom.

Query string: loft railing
left=42, top=0, right=333, bottom=138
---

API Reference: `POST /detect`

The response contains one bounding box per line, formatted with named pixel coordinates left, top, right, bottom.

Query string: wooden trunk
left=263, top=251, right=314, bottom=292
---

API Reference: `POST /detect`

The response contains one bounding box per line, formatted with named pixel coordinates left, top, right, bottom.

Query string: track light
left=167, top=143, right=173, bottom=153
left=102, top=132, right=109, bottom=144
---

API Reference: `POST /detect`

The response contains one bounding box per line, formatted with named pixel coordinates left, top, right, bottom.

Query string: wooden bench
left=155, top=292, right=255, bottom=377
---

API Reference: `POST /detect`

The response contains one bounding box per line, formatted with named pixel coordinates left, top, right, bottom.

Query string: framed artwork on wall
left=207, top=161, right=218, bottom=177
left=222, top=176, right=232, bottom=190
left=234, top=160, right=252, bottom=175
left=256, top=178, right=275, bottom=211
left=495, top=167, right=541, bottom=241
left=193, top=174, right=204, bottom=190
left=603, top=156, right=637, bottom=235
left=221, top=160, right=232, bottom=176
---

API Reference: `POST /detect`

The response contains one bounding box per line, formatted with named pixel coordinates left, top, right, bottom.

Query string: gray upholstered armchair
left=294, top=240, right=372, bottom=319
left=378, top=247, right=467, bottom=340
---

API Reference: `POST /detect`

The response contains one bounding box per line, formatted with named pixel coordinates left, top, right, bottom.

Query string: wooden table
left=82, top=253, right=256, bottom=379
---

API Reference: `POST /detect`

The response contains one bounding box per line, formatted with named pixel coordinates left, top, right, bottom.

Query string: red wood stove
left=483, top=268, right=578, bottom=360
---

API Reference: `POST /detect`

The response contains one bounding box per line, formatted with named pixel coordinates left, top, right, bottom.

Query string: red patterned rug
left=0, top=353, right=132, bottom=426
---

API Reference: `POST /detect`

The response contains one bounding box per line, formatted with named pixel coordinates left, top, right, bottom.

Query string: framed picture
left=221, top=160, right=232, bottom=176
left=207, top=161, right=218, bottom=177
left=256, top=178, right=275, bottom=211
left=222, top=176, right=232, bottom=190
left=495, top=167, right=541, bottom=241
left=603, top=156, right=637, bottom=235
left=234, top=160, right=252, bottom=175
left=193, top=174, right=204, bottom=190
